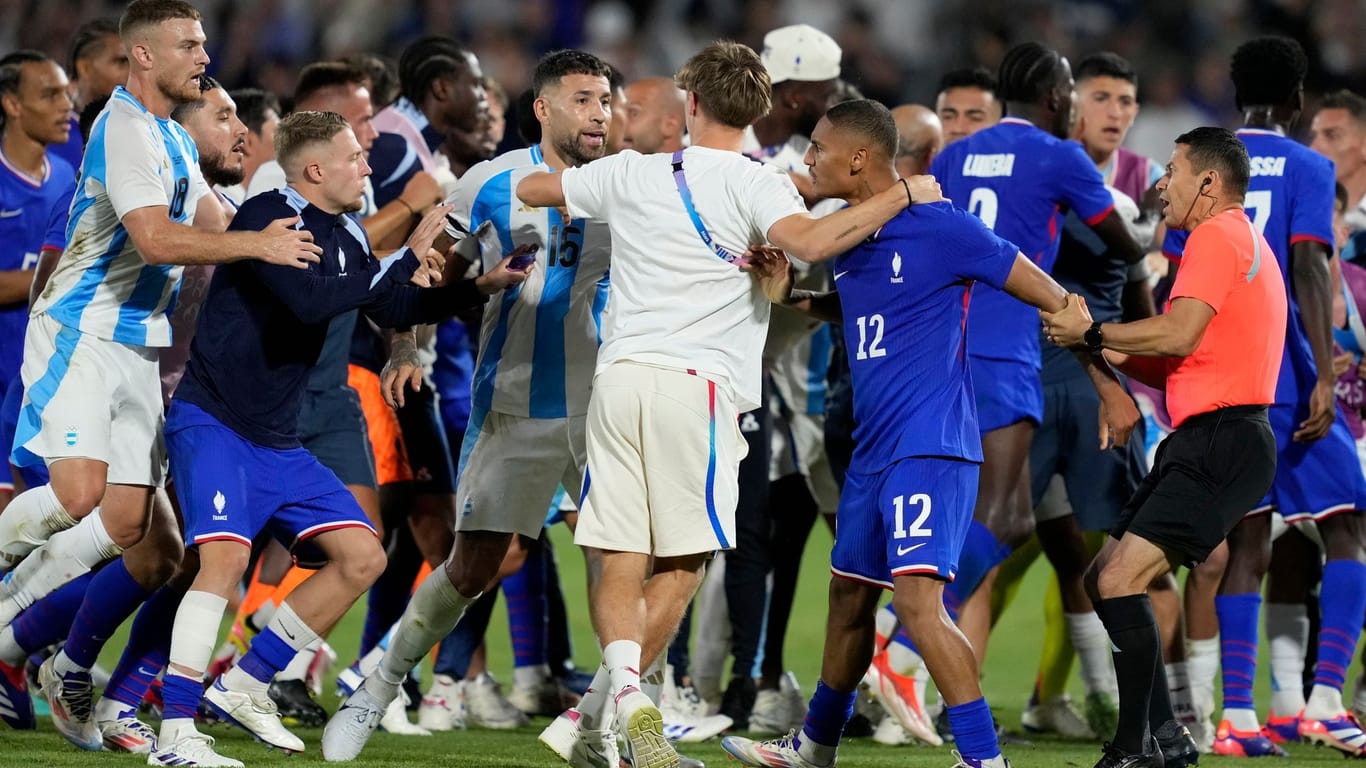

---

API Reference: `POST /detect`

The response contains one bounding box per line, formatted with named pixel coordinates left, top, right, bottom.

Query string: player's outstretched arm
left=516, top=171, right=566, bottom=209
left=767, top=176, right=942, bottom=263
left=123, top=206, right=323, bottom=268
left=1002, top=254, right=1139, bottom=447
left=740, top=246, right=842, bottom=323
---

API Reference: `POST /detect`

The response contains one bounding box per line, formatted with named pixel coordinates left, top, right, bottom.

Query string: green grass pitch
left=0, top=524, right=1354, bottom=766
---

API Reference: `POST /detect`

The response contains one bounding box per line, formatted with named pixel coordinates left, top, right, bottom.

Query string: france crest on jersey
left=1162, top=127, right=1336, bottom=406
left=835, top=202, right=1019, bottom=471
left=0, top=151, right=76, bottom=383
left=34, top=86, right=209, bottom=348
left=448, top=145, right=611, bottom=419
left=930, top=118, right=1114, bottom=366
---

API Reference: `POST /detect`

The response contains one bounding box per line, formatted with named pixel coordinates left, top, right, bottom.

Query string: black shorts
left=1112, top=404, right=1275, bottom=566
left=396, top=386, right=457, bottom=495
left=299, top=386, right=377, bottom=489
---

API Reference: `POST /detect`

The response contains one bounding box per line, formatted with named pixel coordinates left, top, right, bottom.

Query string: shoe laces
left=60, top=672, right=94, bottom=722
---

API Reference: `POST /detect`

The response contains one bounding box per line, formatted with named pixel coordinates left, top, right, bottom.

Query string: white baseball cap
left=761, top=24, right=842, bottom=84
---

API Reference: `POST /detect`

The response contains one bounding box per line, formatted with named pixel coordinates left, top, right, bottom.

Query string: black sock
left=1149, top=655, right=1176, bottom=734
left=1096, top=594, right=1160, bottom=755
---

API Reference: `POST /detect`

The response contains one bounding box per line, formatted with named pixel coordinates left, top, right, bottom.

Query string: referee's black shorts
left=1112, top=404, right=1275, bottom=566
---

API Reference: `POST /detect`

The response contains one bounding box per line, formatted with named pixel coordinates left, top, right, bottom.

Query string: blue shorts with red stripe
left=1252, top=404, right=1366, bottom=522
left=167, top=399, right=375, bottom=568
left=830, top=456, right=979, bottom=588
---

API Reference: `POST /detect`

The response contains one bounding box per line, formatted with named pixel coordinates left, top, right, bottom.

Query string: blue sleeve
left=361, top=279, right=485, bottom=329
left=368, top=133, right=422, bottom=210
left=1162, top=228, right=1188, bottom=261
left=42, top=177, right=76, bottom=251
left=928, top=150, right=950, bottom=183
left=1289, top=152, right=1336, bottom=248
left=250, top=248, right=423, bottom=325
left=939, top=205, right=1019, bottom=289
left=1054, top=141, right=1115, bottom=224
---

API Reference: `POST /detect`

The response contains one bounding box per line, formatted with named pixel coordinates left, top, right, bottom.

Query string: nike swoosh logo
left=0, top=210, right=21, bottom=218
left=896, top=542, right=926, bottom=556
left=283, top=627, right=297, bottom=641
left=138, top=666, right=160, bottom=677
left=834, top=271, right=849, bottom=281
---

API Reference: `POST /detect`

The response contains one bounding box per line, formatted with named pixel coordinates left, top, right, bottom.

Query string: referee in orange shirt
left=1042, top=126, right=1287, bottom=768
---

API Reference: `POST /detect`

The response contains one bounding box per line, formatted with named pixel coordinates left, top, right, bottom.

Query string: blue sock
left=434, top=589, right=498, bottom=678
left=800, top=680, right=856, bottom=748
left=161, top=673, right=203, bottom=721
left=361, top=563, right=415, bottom=655
left=104, top=583, right=184, bottom=708
left=64, top=559, right=153, bottom=669
left=948, top=698, right=1001, bottom=760
left=237, top=626, right=298, bottom=684
left=945, top=521, right=1011, bottom=612
left=11, top=570, right=93, bottom=653
left=1314, top=560, right=1366, bottom=692
left=502, top=540, right=548, bottom=670
left=1215, top=592, right=1261, bottom=712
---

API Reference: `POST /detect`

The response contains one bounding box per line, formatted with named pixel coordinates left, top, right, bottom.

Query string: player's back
left=35, top=86, right=206, bottom=348
left=834, top=202, right=1019, bottom=471
left=931, top=118, right=1114, bottom=365
left=559, top=146, right=807, bottom=412
left=450, top=146, right=611, bottom=419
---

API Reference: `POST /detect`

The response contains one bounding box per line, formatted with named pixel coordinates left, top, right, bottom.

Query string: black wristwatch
left=1084, top=321, right=1104, bottom=354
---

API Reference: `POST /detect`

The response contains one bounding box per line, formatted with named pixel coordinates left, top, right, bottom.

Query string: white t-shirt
left=561, top=147, right=806, bottom=411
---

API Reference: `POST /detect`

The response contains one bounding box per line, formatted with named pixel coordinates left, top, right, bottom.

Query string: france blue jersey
left=1162, top=127, right=1337, bottom=406
left=0, top=151, right=76, bottom=383
left=448, top=145, right=611, bottom=419
left=836, top=201, right=1019, bottom=472
left=930, top=118, right=1115, bottom=365
left=35, top=86, right=211, bottom=347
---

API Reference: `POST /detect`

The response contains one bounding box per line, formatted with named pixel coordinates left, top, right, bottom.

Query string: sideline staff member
left=1041, top=127, right=1286, bottom=768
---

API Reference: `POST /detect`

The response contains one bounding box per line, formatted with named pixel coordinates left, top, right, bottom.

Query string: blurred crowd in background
left=3, top=0, right=1365, bottom=160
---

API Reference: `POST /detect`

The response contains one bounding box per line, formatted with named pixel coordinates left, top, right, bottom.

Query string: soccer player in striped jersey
left=323, top=48, right=616, bottom=761
left=0, top=0, right=320, bottom=748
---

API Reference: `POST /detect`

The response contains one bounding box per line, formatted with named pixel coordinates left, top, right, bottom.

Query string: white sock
left=0, top=508, right=120, bottom=624
left=796, top=730, right=837, bottom=766
left=359, top=636, right=389, bottom=677
left=576, top=665, right=612, bottom=730
left=1306, top=684, right=1347, bottom=720
left=1224, top=707, right=1261, bottom=732
left=249, top=602, right=278, bottom=633
left=1186, top=636, right=1220, bottom=718
left=603, top=640, right=642, bottom=697
left=1266, top=603, right=1309, bottom=717
left=513, top=663, right=551, bottom=691
left=0, top=484, right=77, bottom=571
left=886, top=640, right=923, bottom=677
left=372, top=571, right=477, bottom=700
left=159, top=715, right=199, bottom=746
left=0, top=625, right=24, bottom=666
left=169, top=591, right=229, bottom=678
left=1066, top=611, right=1118, bottom=698
left=641, top=655, right=665, bottom=705
left=278, top=639, right=321, bottom=683
left=1166, top=662, right=1194, bottom=722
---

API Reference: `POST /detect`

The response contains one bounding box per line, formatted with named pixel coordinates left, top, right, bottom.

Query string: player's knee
left=826, top=577, right=874, bottom=629
left=340, top=539, right=387, bottom=590
left=51, top=481, right=104, bottom=522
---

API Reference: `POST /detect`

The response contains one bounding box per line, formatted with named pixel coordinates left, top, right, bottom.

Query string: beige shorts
left=455, top=408, right=586, bottom=538
left=14, top=313, right=166, bottom=487
left=575, top=362, right=748, bottom=557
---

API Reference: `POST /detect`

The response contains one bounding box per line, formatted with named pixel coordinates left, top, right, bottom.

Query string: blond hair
left=275, top=110, right=349, bottom=177
left=674, top=41, right=772, bottom=129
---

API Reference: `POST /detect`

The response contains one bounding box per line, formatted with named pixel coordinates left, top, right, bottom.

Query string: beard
left=340, top=195, right=365, bottom=214
left=200, top=148, right=244, bottom=188
left=554, top=132, right=605, bottom=167
left=159, top=70, right=202, bottom=105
